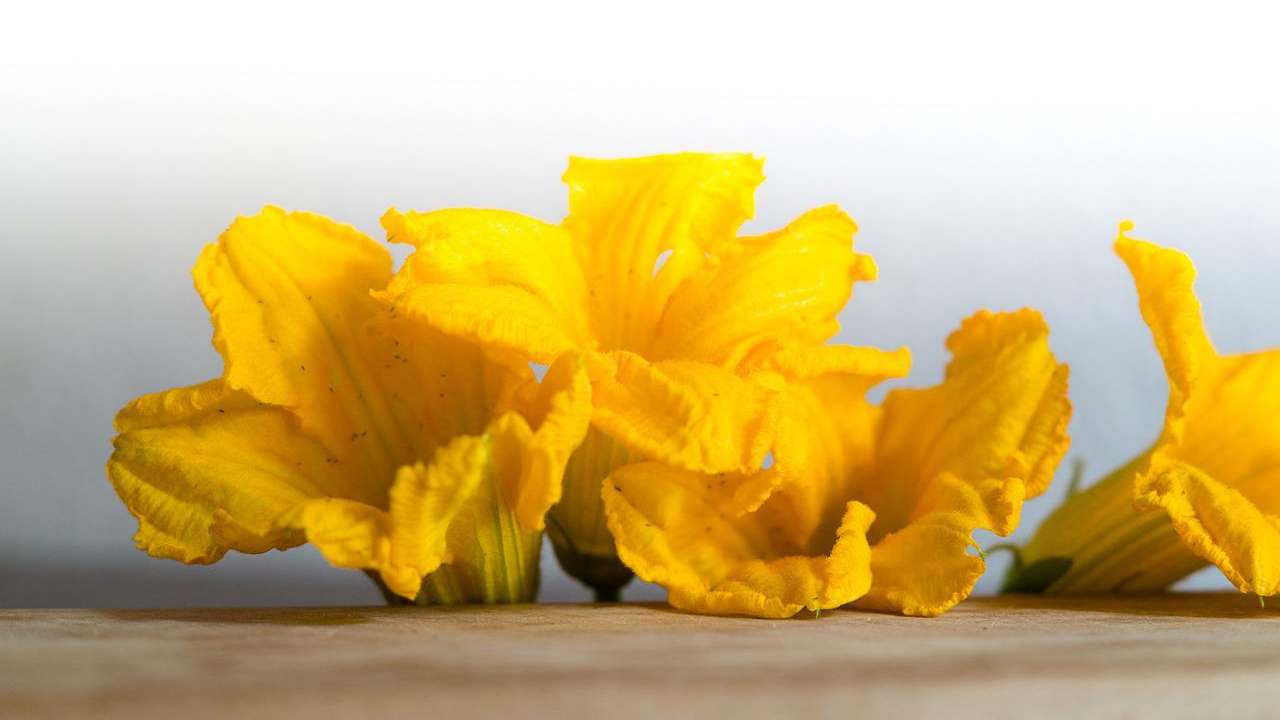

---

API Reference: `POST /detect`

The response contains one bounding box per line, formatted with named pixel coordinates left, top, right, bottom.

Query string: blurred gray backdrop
left=3, top=2, right=1279, bottom=607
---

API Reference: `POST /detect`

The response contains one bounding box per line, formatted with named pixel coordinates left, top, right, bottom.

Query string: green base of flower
left=1005, top=453, right=1207, bottom=594
left=549, top=538, right=633, bottom=602
left=547, top=427, right=635, bottom=599
left=367, top=569, right=541, bottom=605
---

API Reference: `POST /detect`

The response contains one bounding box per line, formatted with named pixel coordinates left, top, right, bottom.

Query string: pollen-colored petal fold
left=585, top=350, right=776, bottom=474
left=279, top=353, right=591, bottom=602
left=761, top=345, right=911, bottom=552
left=379, top=208, right=589, bottom=364
left=564, top=153, right=764, bottom=351
left=276, top=497, right=391, bottom=571
left=763, top=343, right=913, bottom=383
left=652, top=206, right=878, bottom=368
left=502, top=351, right=594, bottom=530
left=107, top=380, right=342, bottom=563
left=1135, top=458, right=1280, bottom=596
left=870, top=309, right=1071, bottom=528
left=1015, top=229, right=1280, bottom=596
left=111, top=205, right=580, bottom=603
left=1115, top=224, right=1216, bottom=434
left=603, top=462, right=875, bottom=619
left=854, top=510, right=987, bottom=617
left=193, top=207, right=409, bottom=500
left=280, top=432, right=533, bottom=603
left=1126, top=298, right=1280, bottom=595
left=1119, top=226, right=1280, bottom=595
left=383, top=438, right=492, bottom=599
left=859, top=309, right=1070, bottom=614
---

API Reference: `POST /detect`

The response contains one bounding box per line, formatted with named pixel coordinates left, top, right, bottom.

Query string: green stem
left=1013, top=451, right=1207, bottom=593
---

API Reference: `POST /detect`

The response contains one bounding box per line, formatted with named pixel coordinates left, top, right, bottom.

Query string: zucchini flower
left=604, top=310, right=1071, bottom=617
left=107, top=207, right=591, bottom=603
left=1009, top=223, right=1280, bottom=598
left=379, top=153, right=880, bottom=598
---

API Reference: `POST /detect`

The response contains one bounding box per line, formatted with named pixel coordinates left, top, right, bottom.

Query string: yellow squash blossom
left=603, top=310, right=1071, bottom=617
left=107, top=207, right=591, bottom=603
left=379, top=153, right=880, bottom=597
left=1010, top=223, right=1280, bottom=597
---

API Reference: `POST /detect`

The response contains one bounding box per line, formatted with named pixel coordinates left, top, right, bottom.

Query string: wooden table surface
left=3, top=594, right=1278, bottom=718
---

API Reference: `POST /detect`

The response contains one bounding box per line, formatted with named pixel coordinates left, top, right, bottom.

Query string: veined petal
left=108, top=380, right=342, bottom=563
left=564, top=153, right=764, bottom=352
left=653, top=206, right=878, bottom=368
left=276, top=497, right=391, bottom=570
left=1119, top=228, right=1280, bottom=594
left=855, top=310, right=1069, bottom=614
left=1135, top=458, right=1280, bottom=596
left=859, top=473, right=1026, bottom=615
left=603, top=462, right=874, bottom=618
left=384, top=438, right=491, bottom=599
left=194, top=207, right=529, bottom=506
left=868, top=309, right=1070, bottom=536
left=585, top=350, right=777, bottom=474
left=421, top=389, right=589, bottom=604
left=280, top=354, right=591, bottom=602
left=380, top=208, right=590, bottom=364
left=1015, top=230, right=1280, bottom=596
left=854, top=511, right=986, bottom=617
left=363, top=316, right=525, bottom=455
left=193, top=207, right=407, bottom=499
left=378, top=284, right=576, bottom=366
left=280, top=432, right=535, bottom=603
left=501, top=352, right=593, bottom=530
left=760, top=345, right=911, bottom=553
left=113, top=207, right=571, bottom=604
left=1115, top=223, right=1216, bottom=442
left=763, top=343, right=913, bottom=382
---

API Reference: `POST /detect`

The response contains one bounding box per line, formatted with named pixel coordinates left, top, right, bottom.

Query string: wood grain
left=3, top=594, right=1279, bottom=718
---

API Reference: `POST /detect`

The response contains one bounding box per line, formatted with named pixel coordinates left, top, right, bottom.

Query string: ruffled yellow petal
left=1015, top=228, right=1280, bottom=596
left=411, top=358, right=588, bottom=602
left=1136, top=458, right=1280, bottom=595
left=853, top=310, right=1069, bottom=615
left=111, top=207, right=584, bottom=605
left=362, top=316, right=524, bottom=452
left=870, top=309, right=1071, bottom=533
left=501, top=352, right=594, bottom=530
left=550, top=351, right=778, bottom=592
left=382, top=439, right=492, bottom=598
left=378, top=155, right=904, bottom=598
left=107, top=380, right=342, bottom=563
left=191, top=206, right=533, bottom=495
left=380, top=208, right=590, bottom=364
left=276, top=497, right=391, bottom=570
left=285, top=351, right=590, bottom=601
left=603, top=462, right=874, bottom=619
left=423, top=428, right=543, bottom=603
left=1114, top=225, right=1216, bottom=439
left=564, top=153, right=764, bottom=353
left=758, top=345, right=911, bottom=553
left=1117, top=226, right=1280, bottom=595
left=274, top=437, right=548, bottom=604
left=854, top=511, right=986, bottom=617
left=585, top=350, right=777, bottom=474
left=194, top=207, right=411, bottom=500
left=762, top=343, right=913, bottom=382
left=608, top=333, right=1055, bottom=619
left=652, top=206, right=878, bottom=368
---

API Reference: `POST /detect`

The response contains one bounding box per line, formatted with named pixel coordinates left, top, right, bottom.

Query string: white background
left=3, top=1, right=1279, bottom=606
